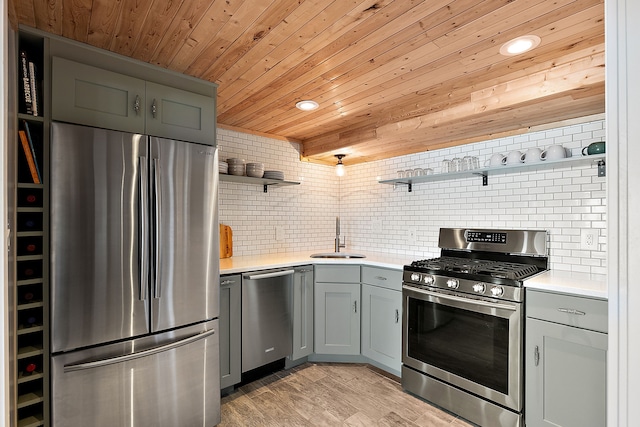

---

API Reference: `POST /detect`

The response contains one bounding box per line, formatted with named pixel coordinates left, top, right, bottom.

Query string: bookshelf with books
left=13, top=31, right=49, bottom=427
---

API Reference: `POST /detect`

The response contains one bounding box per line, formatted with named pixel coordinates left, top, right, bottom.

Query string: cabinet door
left=145, top=82, right=216, bottom=146
left=361, top=284, right=402, bottom=373
left=314, top=282, right=360, bottom=355
left=219, top=275, right=241, bottom=389
left=291, top=267, right=314, bottom=360
left=525, top=317, right=607, bottom=427
left=52, top=57, right=145, bottom=134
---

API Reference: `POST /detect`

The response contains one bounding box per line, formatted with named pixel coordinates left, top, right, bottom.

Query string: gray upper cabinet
left=525, top=289, right=608, bottom=427
left=52, top=57, right=215, bottom=145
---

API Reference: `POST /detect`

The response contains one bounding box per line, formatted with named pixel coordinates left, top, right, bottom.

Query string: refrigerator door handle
left=153, top=158, right=162, bottom=299
left=63, top=328, right=216, bottom=373
left=139, top=156, right=149, bottom=301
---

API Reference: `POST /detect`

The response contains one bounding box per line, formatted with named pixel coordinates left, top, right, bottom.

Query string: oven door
left=402, top=284, right=523, bottom=411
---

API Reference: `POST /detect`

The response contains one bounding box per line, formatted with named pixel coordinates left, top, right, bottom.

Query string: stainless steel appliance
left=241, top=268, right=294, bottom=372
left=402, top=228, right=548, bottom=427
left=49, top=122, right=220, bottom=426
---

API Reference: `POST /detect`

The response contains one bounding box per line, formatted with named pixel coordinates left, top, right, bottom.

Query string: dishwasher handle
left=243, top=269, right=295, bottom=280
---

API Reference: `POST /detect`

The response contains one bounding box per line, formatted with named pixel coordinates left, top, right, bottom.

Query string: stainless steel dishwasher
left=241, top=268, right=294, bottom=372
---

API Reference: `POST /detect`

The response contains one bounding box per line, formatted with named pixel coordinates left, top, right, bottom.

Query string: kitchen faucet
left=335, top=216, right=346, bottom=252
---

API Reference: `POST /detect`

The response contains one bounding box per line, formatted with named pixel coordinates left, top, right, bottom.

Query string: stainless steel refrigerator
left=49, top=122, right=220, bottom=426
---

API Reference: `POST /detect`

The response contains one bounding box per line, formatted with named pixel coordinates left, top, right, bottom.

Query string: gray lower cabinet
left=361, top=266, right=402, bottom=374
left=51, top=56, right=216, bottom=145
left=314, top=265, right=361, bottom=355
left=291, top=266, right=314, bottom=361
left=525, top=289, right=608, bottom=427
left=219, top=274, right=241, bottom=390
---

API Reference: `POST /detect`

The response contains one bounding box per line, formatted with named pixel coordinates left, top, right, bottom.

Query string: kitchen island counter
left=524, top=270, right=607, bottom=299
left=220, top=251, right=411, bottom=275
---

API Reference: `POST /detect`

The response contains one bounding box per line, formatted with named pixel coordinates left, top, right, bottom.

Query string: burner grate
left=410, top=257, right=539, bottom=281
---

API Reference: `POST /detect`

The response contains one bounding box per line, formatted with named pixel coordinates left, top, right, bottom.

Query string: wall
left=218, top=118, right=606, bottom=274
left=342, top=117, right=607, bottom=274
left=217, top=127, right=340, bottom=256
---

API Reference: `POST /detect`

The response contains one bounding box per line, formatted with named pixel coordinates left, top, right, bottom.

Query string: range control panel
left=466, top=231, right=507, bottom=244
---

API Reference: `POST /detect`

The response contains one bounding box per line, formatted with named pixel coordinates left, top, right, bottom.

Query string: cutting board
left=219, top=224, right=233, bottom=258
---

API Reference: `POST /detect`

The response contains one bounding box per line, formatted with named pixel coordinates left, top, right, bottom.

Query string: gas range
left=401, top=228, right=550, bottom=427
left=403, top=228, right=549, bottom=303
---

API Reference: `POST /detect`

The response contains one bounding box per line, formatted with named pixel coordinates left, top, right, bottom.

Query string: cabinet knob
left=134, top=95, right=141, bottom=114
left=151, top=99, right=157, bottom=118
left=395, top=309, right=399, bottom=323
left=534, top=345, right=540, bottom=367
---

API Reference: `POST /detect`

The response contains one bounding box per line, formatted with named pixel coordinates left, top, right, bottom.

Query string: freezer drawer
left=52, top=320, right=220, bottom=427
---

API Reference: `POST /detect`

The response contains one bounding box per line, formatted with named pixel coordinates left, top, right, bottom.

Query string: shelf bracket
left=597, top=160, right=606, bottom=177
left=263, top=184, right=268, bottom=193
left=408, top=182, right=412, bottom=193
left=472, top=172, right=488, bottom=186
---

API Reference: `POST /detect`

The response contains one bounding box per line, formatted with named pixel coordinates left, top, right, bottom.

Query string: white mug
left=521, top=147, right=543, bottom=163
left=425, top=168, right=434, bottom=175
left=504, top=150, right=523, bottom=165
left=485, top=153, right=505, bottom=167
left=541, top=145, right=566, bottom=161
left=441, top=159, right=452, bottom=173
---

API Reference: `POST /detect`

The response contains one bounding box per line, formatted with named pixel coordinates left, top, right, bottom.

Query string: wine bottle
left=23, top=362, right=37, bottom=375
left=21, top=291, right=35, bottom=302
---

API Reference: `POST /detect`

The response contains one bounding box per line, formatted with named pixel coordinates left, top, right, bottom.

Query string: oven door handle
left=403, top=285, right=517, bottom=311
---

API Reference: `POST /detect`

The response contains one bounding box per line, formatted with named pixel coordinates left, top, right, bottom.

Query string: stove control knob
left=411, top=273, right=420, bottom=282
left=423, top=275, right=435, bottom=285
left=446, top=278, right=459, bottom=289
left=473, top=283, right=486, bottom=293
left=490, top=286, right=505, bottom=297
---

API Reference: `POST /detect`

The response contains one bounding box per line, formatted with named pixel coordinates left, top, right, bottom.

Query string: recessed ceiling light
left=296, top=100, right=319, bottom=111
left=500, top=35, right=541, bottom=56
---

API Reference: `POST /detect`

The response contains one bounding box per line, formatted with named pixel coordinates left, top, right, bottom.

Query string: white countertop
left=524, top=270, right=608, bottom=300
left=221, top=252, right=608, bottom=300
left=219, top=250, right=411, bottom=275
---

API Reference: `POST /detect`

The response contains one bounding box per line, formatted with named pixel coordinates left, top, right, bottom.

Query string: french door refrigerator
left=49, top=122, right=220, bottom=426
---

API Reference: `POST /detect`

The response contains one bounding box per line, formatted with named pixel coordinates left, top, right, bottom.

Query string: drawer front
left=314, top=265, right=360, bottom=283
left=526, top=289, right=608, bottom=333
left=361, top=266, right=402, bottom=291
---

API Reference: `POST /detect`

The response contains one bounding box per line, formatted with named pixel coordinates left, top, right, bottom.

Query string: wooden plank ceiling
left=9, top=0, right=604, bottom=166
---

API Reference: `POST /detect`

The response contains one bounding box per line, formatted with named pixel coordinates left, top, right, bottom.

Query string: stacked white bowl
left=246, top=162, right=265, bottom=178
left=219, top=161, right=228, bottom=174
left=226, top=158, right=246, bottom=176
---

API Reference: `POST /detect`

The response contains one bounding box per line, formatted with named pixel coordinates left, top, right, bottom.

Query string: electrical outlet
left=407, top=228, right=418, bottom=245
left=580, top=229, right=599, bottom=250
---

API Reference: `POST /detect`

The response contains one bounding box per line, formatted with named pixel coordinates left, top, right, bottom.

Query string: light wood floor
left=219, top=363, right=474, bottom=426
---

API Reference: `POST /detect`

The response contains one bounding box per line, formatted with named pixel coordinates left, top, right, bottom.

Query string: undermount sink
left=310, top=253, right=366, bottom=259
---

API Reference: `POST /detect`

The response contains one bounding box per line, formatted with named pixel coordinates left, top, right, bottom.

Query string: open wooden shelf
left=220, top=173, right=300, bottom=193
left=379, top=154, right=606, bottom=192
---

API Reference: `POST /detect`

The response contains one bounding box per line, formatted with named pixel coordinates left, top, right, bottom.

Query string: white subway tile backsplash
left=217, top=118, right=606, bottom=273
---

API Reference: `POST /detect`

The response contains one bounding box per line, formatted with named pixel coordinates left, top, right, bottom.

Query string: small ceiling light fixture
left=335, top=154, right=346, bottom=177
left=296, top=100, right=319, bottom=111
left=499, top=35, right=541, bottom=56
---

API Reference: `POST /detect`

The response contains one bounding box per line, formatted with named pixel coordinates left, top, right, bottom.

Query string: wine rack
left=13, top=31, right=49, bottom=427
